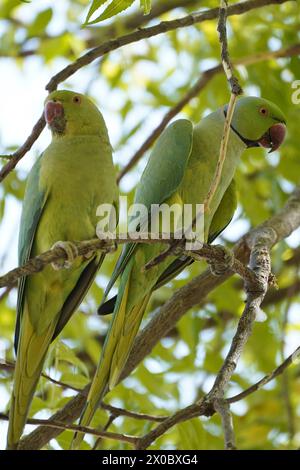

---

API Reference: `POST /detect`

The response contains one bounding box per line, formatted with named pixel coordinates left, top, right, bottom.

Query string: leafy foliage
left=84, top=0, right=151, bottom=25
left=0, top=0, right=299, bottom=451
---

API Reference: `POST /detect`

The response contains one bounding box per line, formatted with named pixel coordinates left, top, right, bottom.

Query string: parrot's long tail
left=6, top=311, right=55, bottom=450
left=71, top=276, right=150, bottom=449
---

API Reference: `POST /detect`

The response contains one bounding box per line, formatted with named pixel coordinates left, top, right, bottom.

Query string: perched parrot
left=72, top=96, right=286, bottom=448
left=7, top=90, right=118, bottom=449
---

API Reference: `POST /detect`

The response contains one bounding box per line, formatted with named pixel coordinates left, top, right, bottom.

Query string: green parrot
left=7, top=90, right=118, bottom=449
left=72, top=96, right=286, bottom=448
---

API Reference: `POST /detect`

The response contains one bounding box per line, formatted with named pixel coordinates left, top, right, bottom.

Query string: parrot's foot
left=106, top=239, right=118, bottom=253
left=208, top=245, right=234, bottom=276
left=51, top=241, right=79, bottom=270
left=98, top=239, right=117, bottom=255
left=83, top=250, right=94, bottom=260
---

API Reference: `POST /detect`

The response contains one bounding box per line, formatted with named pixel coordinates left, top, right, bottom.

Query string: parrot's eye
left=73, top=96, right=81, bottom=104
left=259, top=107, right=268, bottom=116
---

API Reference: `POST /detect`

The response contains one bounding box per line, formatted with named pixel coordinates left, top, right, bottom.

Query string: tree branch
left=45, top=0, right=288, bottom=93
left=0, top=113, right=45, bottom=182
left=213, top=399, right=236, bottom=450
left=101, top=403, right=167, bottom=423
left=1, top=359, right=167, bottom=424
left=217, top=0, right=243, bottom=95
left=0, top=413, right=138, bottom=446
left=0, top=233, right=259, bottom=290
left=227, top=345, right=300, bottom=403
left=134, top=343, right=300, bottom=449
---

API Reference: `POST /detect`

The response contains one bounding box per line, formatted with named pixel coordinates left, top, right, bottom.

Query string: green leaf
left=85, top=0, right=135, bottom=25
left=0, top=0, right=22, bottom=18
left=39, top=33, right=72, bottom=62
left=54, top=342, right=89, bottom=377
left=60, top=373, right=89, bottom=390
left=27, top=8, right=53, bottom=37
left=177, top=419, right=208, bottom=450
left=140, top=0, right=151, bottom=15
left=85, top=0, right=110, bottom=24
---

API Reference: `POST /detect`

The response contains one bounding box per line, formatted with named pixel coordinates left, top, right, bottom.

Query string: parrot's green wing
left=15, top=156, right=48, bottom=353
left=52, top=254, right=105, bottom=340
left=208, top=178, right=237, bottom=241
left=134, top=119, right=193, bottom=207
left=98, top=178, right=237, bottom=315
left=100, top=119, right=193, bottom=306
left=150, top=177, right=237, bottom=288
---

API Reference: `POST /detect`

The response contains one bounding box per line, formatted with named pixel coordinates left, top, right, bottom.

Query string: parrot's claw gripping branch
left=51, top=241, right=79, bottom=270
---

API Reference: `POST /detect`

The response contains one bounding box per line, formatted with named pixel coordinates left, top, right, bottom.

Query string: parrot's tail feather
left=6, top=311, right=55, bottom=449
left=108, top=294, right=150, bottom=390
left=71, top=277, right=150, bottom=449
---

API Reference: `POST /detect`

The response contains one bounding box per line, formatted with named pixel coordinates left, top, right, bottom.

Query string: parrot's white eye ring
left=73, top=96, right=81, bottom=104
left=259, top=107, right=268, bottom=116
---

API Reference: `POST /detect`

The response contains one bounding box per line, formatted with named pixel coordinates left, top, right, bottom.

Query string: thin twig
left=0, top=360, right=168, bottom=423
left=214, top=399, right=236, bottom=450
left=92, top=414, right=117, bottom=450
left=204, top=93, right=238, bottom=214
left=204, top=0, right=242, bottom=212
left=0, top=360, right=84, bottom=394
left=0, top=413, right=138, bottom=446
left=135, top=401, right=214, bottom=449
left=0, top=284, right=15, bottom=301
left=280, top=298, right=295, bottom=440
left=217, top=0, right=243, bottom=95
left=227, top=345, right=300, bottom=403
left=101, top=402, right=167, bottom=423
left=0, top=114, right=45, bottom=182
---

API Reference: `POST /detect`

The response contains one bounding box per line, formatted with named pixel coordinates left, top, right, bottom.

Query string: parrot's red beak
left=44, top=100, right=64, bottom=125
left=258, top=122, right=286, bottom=153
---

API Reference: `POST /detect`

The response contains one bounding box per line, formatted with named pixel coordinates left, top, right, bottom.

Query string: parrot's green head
left=227, top=96, right=286, bottom=153
left=44, top=90, right=107, bottom=137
